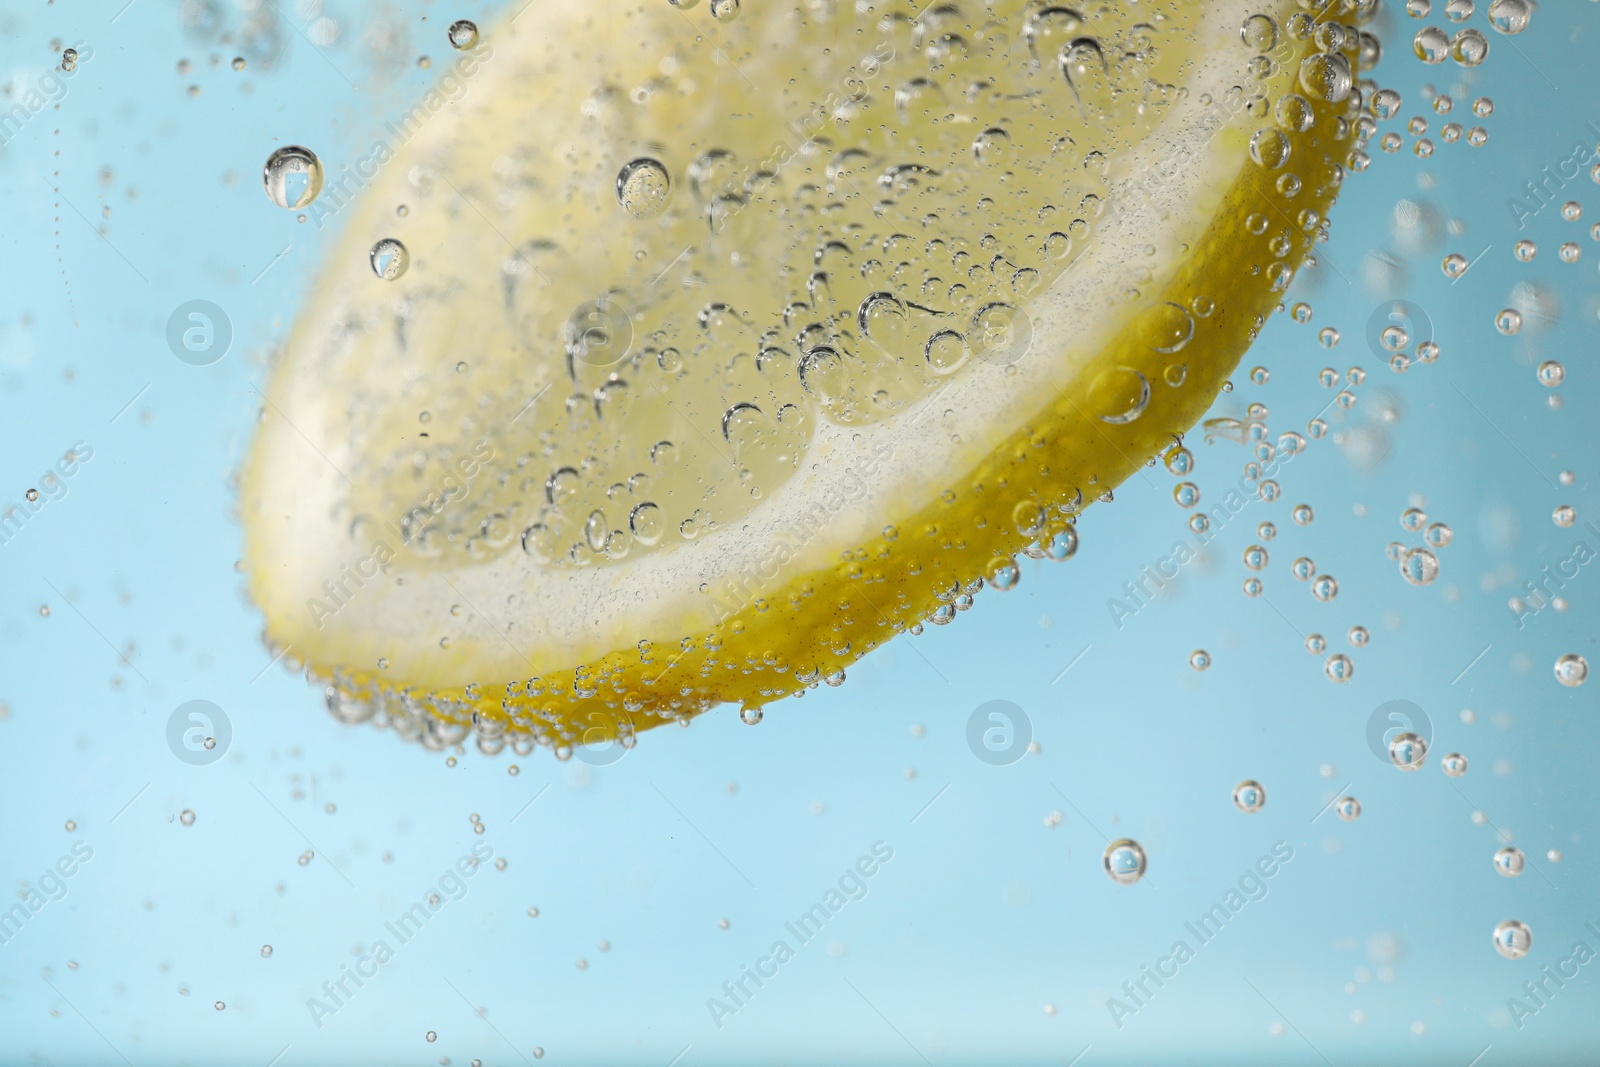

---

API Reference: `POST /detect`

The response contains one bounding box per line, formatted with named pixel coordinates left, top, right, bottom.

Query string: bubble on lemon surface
left=616, top=158, right=671, bottom=219
left=262, top=146, right=323, bottom=209
left=1492, top=920, right=1532, bottom=960
left=1233, top=780, right=1266, bottom=814
left=1388, top=731, right=1428, bottom=771
left=1103, top=839, right=1147, bottom=886
left=448, top=19, right=479, bottom=49
left=1336, top=796, right=1361, bottom=821
left=1554, top=654, right=1588, bottom=688
left=370, top=238, right=410, bottom=280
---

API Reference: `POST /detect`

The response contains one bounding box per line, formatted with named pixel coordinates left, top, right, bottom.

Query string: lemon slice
left=242, top=0, right=1364, bottom=753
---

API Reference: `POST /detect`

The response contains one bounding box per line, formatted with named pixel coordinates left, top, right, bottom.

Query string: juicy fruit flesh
left=242, top=0, right=1363, bottom=754
left=350, top=4, right=1212, bottom=576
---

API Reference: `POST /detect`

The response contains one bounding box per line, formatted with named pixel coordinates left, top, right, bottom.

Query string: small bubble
left=1293, top=504, right=1314, bottom=525
left=1312, top=574, right=1339, bottom=601
left=1553, top=505, right=1576, bottom=527
left=370, top=238, right=409, bottom=280
left=1190, top=650, right=1211, bottom=671
left=179, top=809, right=196, bottom=826
left=1102, top=839, right=1147, bottom=885
left=1400, top=547, right=1440, bottom=585
left=616, top=158, right=672, bottom=219
left=1492, top=919, right=1532, bottom=960
left=426, top=1030, right=438, bottom=1043
left=1450, top=28, right=1489, bottom=66
left=1336, top=796, right=1362, bottom=821
left=262, top=146, right=324, bottom=210
left=261, top=944, right=273, bottom=957
left=1349, top=626, right=1370, bottom=647
left=1554, top=654, right=1588, bottom=688
left=1233, top=780, right=1266, bottom=813
left=447, top=19, right=479, bottom=49
left=1389, top=732, right=1428, bottom=770
left=215, top=1001, right=225, bottom=1011
left=1493, top=847, right=1525, bottom=877
left=1325, top=654, right=1355, bottom=684
left=1487, top=0, right=1532, bottom=35
left=1306, top=633, right=1327, bottom=655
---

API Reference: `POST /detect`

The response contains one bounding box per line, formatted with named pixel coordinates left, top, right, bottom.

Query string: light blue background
left=1, top=1, right=1597, bottom=1063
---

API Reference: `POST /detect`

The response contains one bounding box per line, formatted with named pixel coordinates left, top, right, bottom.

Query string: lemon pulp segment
left=241, top=0, right=1364, bottom=752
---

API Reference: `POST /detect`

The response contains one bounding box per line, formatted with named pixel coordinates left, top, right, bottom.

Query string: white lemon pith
left=241, top=0, right=1363, bottom=752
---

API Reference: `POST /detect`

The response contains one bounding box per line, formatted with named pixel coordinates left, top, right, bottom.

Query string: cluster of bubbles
left=1392, top=505, right=1443, bottom=586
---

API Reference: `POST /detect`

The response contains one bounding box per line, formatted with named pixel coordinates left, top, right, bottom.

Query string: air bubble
left=1388, top=731, right=1428, bottom=770
left=262, top=146, right=323, bottom=210
left=1232, top=780, right=1266, bottom=813
left=1554, top=654, right=1588, bottom=688
left=1492, top=920, right=1532, bottom=960
left=616, top=159, right=672, bottom=219
left=1102, top=839, right=1147, bottom=886
left=370, top=238, right=409, bottom=280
